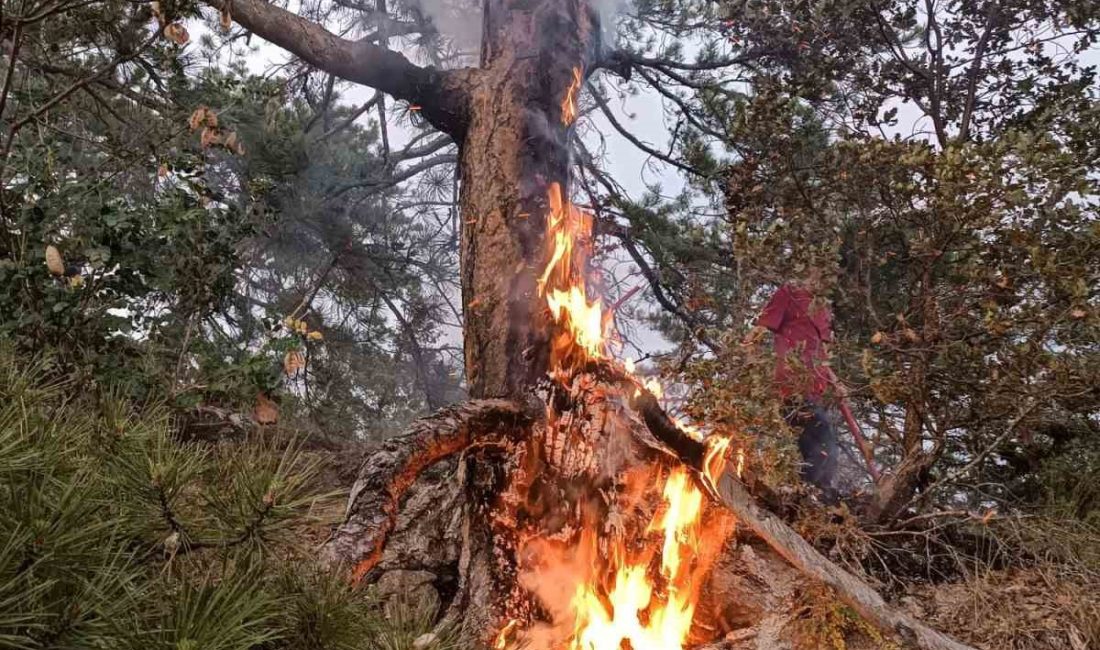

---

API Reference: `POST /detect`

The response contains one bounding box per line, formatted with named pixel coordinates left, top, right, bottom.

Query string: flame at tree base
left=502, top=451, right=736, bottom=650
left=496, top=72, right=740, bottom=648
left=567, top=466, right=735, bottom=650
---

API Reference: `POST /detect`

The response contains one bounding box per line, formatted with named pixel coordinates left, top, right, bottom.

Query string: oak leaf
left=164, top=22, right=189, bottom=45
left=283, top=350, right=305, bottom=375
left=188, top=107, right=207, bottom=131
left=200, top=127, right=220, bottom=148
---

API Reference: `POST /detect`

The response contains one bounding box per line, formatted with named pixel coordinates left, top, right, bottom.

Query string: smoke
left=590, top=0, right=631, bottom=47
left=516, top=535, right=595, bottom=650
left=403, top=0, right=482, bottom=54
left=401, top=0, right=633, bottom=58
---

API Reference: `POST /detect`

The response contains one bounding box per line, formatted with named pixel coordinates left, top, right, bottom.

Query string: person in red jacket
left=744, top=273, right=879, bottom=498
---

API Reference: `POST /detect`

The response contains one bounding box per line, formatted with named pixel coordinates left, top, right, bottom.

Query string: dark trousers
left=785, top=400, right=838, bottom=496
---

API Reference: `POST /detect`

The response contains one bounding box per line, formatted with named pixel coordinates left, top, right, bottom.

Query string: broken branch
left=711, top=472, right=976, bottom=650
left=590, top=359, right=974, bottom=650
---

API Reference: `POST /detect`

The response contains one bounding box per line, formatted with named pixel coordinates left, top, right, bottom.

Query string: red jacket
left=757, top=284, right=832, bottom=400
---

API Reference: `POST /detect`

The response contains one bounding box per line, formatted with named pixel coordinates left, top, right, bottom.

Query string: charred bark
left=459, top=0, right=601, bottom=399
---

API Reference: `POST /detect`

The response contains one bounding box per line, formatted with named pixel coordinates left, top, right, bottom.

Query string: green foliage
left=1, top=0, right=464, bottom=440
left=0, top=351, right=456, bottom=650
left=623, top=0, right=1100, bottom=528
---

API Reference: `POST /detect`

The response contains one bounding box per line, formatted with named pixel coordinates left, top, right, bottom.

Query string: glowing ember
left=495, top=619, right=519, bottom=649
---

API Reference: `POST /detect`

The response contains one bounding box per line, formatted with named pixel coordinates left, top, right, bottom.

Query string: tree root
left=322, top=399, right=533, bottom=582
left=325, top=376, right=974, bottom=650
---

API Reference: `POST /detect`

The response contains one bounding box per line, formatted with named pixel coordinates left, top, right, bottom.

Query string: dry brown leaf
left=164, top=22, right=189, bottom=45
left=253, top=392, right=278, bottom=424
left=1070, top=307, right=1087, bottom=320
left=223, top=131, right=244, bottom=155
left=219, top=7, right=232, bottom=31
left=902, top=328, right=921, bottom=343
left=200, top=126, right=220, bottom=148
left=45, top=245, right=65, bottom=276
left=870, top=331, right=884, bottom=344
left=283, top=350, right=305, bottom=375
left=188, top=107, right=207, bottom=131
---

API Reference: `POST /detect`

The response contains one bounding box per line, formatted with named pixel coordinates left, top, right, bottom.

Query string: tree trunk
left=458, top=0, right=599, bottom=398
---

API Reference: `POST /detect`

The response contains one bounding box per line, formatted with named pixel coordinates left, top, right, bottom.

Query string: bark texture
left=459, top=0, right=600, bottom=399
left=322, top=399, right=532, bottom=581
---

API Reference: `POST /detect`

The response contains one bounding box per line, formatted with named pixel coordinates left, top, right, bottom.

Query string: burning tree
left=203, top=0, right=976, bottom=648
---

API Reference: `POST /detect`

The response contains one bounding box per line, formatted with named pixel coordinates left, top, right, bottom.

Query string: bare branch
left=207, top=0, right=474, bottom=136
left=586, top=80, right=708, bottom=179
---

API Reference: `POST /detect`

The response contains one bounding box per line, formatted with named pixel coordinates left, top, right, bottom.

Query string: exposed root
left=325, top=378, right=973, bottom=650
left=322, top=399, right=534, bottom=581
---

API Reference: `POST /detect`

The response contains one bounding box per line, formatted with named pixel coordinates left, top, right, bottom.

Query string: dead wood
left=322, top=399, right=533, bottom=581
left=325, top=370, right=974, bottom=650
left=709, top=472, right=976, bottom=650
left=582, top=359, right=974, bottom=649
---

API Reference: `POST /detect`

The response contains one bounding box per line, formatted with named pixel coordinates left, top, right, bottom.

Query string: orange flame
left=501, top=68, right=741, bottom=650
left=561, top=67, right=582, bottom=125
left=539, top=183, right=610, bottom=369
left=567, top=467, right=729, bottom=650
left=703, top=435, right=733, bottom=487
left=495, top=619, right=519, bottom=649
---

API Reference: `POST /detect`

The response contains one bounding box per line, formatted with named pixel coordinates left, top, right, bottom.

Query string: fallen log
left=709, top=471, right=975, bottom=650
left=590, top=361, right=975, bottom=650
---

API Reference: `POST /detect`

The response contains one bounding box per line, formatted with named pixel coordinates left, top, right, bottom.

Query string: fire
left=495, top=620, right=519, bottom=649
left=539, top=182, right=610, bottom=368
left=568, top=466, right=728, bottom=650
left=502, top=70, right=745, bottom=650
left=561, top=66, right=582, bottom=125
